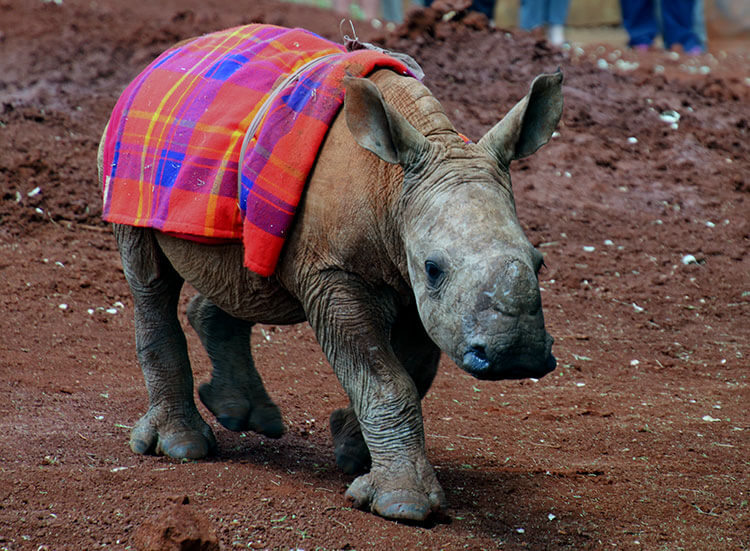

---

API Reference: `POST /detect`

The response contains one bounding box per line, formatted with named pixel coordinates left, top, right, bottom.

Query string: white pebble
left=105, top=308, right=118, bottom=315
left=681, top=254, right=698, bottom=265
left=548, top=513, right=557, bottom=521
left=583, top=246, right=596, bottom=252
left=604, top=239, right=614, bottom=246
left=702, top=415, right=720, bottom=422
left=575, top=382, right=586, bottom=387
left=632, top=302, right=645, bottom=313
left=627, top=136, right=638, bottom=144
left=630, top=359, right=640, bottom=366
left=516, top=528, right=525, bottom=534
left=58, top=303, right=68, bottom=310
left=597, top=58, right=609, bottom=70
left=705, top=221, right=715, bottom=228
left=27, top=187, right=42, bottom=197
left=659, top=110, right=681, bottom=124
left=615, top=59, right=639, bottom=71
left=87, top=309, right=95, bottom=315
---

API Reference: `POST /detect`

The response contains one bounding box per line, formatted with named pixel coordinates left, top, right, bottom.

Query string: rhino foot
left=130, top=404, right=216, bottom=460
left=198, top=382, right=284, bottom=438
left=330, top=408, right=371, bottom=475
left=345, top=457, right=445, bottom=522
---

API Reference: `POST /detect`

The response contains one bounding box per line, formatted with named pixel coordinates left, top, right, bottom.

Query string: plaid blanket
left=101, top=24, right=412, bottom=276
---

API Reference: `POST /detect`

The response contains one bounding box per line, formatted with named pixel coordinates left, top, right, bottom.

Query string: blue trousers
left=620, top=0, right=702, bottom=50
left=471, top=0, right=496, bottom=19
left=520, top=0, right=570, bottom=29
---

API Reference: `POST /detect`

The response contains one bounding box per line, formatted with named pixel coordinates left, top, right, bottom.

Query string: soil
left=0, top=0, right=748, bottom=549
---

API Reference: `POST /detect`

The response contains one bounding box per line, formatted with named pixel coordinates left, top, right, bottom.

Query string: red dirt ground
left=1, top=0, right=748, bottom=549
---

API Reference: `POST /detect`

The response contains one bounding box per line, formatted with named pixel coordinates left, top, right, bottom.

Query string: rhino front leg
left=114, top=224, right=216, bottom=459
left=307, top=277, right=444, bottom=522
left=330, top=303, right=440, bottom=476
left=187, top=294, right=284, bottom=438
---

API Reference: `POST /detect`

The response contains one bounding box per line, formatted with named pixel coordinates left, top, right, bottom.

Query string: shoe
left=547, top=24, right=565, bottom=46
left=632, top=43, right=650, bottom=52
left=686, top=45, right=705, bottom=55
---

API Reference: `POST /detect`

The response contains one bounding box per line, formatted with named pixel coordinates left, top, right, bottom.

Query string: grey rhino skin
left=99, top=67, right=563, bottom=522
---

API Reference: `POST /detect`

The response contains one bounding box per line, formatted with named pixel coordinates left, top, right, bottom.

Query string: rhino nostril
left=463, top=345, right=490, bottom=374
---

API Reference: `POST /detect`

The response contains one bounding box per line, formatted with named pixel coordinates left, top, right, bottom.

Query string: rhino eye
left=424, top=260, right=445, bottom=289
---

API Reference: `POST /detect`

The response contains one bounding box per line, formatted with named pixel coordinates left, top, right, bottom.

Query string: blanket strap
left=238, top=52, right=342, bottom=200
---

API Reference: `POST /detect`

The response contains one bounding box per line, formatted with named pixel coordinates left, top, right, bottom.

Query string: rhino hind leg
left=187, top=294, right=284, bottom=438
left=330, top=407, right=371, bottom=475
left=114, top=224, right=216, bottom=459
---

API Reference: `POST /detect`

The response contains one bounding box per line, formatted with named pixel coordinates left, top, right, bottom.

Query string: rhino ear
left=479, top=70, right=563, bottom=167
left=343, top=76, right=428, bottom=165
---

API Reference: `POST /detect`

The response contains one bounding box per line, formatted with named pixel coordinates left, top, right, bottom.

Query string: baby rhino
left=99, top=35, right=562, bottom=522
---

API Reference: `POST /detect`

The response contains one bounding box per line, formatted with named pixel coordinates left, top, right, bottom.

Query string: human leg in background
left=520, top=0, right=545, bottom=30
left=360, top=0, right=381, bottom=19
left=693, top=0, right=707, bottom=48
left=661, top=0, right=702, bottom=52
left=520, top=0, right=569, bottom=46
left=620, top=0, right=659, bottom=48
left=471, top=0, right=496, bottom=21
left=333, top=0, right=380, bottom=20
left=332, top=0, right=351, bottom=17
left=546, top=0, right=570, bottom=45
left=381, top=0, right=404, bottom=22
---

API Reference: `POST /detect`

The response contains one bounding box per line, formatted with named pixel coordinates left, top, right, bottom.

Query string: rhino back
left=156, top=70, right=450, bottom=324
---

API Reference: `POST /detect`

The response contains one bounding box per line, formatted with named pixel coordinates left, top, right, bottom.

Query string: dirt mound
left=0, top=0, right=747, bottom=549
left=133, top=496, right=219, bottom=551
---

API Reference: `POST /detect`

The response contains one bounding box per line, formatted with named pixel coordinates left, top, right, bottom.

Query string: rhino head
left=344, top=71, right=562, bottom=381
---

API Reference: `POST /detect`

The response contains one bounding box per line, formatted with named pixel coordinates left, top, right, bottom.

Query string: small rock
left=681, top=254, right=698, bottom=265
left=659, top=110, right=680, bottom=124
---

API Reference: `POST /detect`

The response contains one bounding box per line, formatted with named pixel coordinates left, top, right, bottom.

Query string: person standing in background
left=471, top=0, right=497, bottom=21
left=333, top=0, right=380, bottom=21
left=620, top=0, right=704, bottom=53
left=381, top=0, right=404, bottom=22
left=519, top=0, right=571, bottom=46
left=416, top=0, right=497, bottom=23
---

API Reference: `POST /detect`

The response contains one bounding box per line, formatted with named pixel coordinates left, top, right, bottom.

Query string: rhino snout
left=461, top=332, right=555, bottom=381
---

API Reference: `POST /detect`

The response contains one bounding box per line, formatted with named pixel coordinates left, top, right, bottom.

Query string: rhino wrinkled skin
left=99, top=64, right=563, bottom=522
